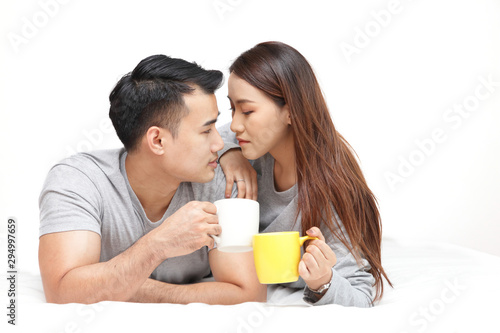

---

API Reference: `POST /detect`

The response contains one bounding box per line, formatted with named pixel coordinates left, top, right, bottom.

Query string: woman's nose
left=230, top=111, right=244, bottom=134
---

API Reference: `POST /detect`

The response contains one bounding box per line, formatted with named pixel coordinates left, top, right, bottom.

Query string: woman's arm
left=130, top=250, right=266, bottom=304
left=217, top=122, right=258, bottom=200
left=299, top=227, right=375, bottom=307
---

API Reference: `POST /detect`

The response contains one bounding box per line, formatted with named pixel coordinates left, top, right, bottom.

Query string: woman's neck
left=270, top=134, right=297, bottom=192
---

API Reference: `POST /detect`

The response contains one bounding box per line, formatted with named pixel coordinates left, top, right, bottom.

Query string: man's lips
left=208, top=157, right=218, bottom=168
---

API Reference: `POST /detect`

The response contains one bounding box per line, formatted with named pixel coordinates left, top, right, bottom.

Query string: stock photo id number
left=7, top=217, right=17, bottom=325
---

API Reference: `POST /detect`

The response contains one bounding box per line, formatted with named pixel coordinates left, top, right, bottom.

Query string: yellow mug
left=252, top=231, right=317, bottom=284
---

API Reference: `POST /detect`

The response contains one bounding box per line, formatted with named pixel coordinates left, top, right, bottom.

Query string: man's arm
left=39, top=201, right=221, bottom=304
left=39, top=230, right=163, bottom=303
left=129, top=249, right=266, bottom=304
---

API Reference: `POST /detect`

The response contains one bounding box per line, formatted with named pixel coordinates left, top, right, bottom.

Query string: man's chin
left=194, top=169, right=217, bottom=184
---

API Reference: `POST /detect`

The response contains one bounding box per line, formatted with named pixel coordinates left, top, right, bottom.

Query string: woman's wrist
left=218, top=147, right=241, bottom=163
left=306, top=269, right=333, bottom=291
left=303, top=269, right=334, bottom=304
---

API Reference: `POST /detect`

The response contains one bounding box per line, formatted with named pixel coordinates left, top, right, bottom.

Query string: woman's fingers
left=306, top=227, right=325, bottom=241
left=235, top=178, right=247, bottom=198
left=299, top=238, right=337, bottom=289
left=240, top=169, right=257, bottom=200
left=218, top=149, right=258, bottom=200
left=225, top=173, right=234, bottom=198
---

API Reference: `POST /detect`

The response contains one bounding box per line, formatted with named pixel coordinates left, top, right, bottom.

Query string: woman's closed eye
left=229, top=107, right=253, bottom=116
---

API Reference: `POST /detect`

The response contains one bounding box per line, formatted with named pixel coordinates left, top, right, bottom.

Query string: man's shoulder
left=53, top=148, right=124, bottom=176
left=43, top=148, right=125, bottom=193
left=39, top=149, right=126, bottom=238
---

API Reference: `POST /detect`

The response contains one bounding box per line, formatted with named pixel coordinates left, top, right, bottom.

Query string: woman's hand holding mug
left=298, top=227, right=337, bottom=291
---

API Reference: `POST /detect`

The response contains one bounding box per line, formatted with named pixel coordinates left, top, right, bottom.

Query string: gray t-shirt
left=39, top=148, right=231, bottom=284
left=219, top=123, right=376, bottom=307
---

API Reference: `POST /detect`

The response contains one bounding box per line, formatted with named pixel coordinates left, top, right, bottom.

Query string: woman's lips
left=237, top=139, right=250, bottom=146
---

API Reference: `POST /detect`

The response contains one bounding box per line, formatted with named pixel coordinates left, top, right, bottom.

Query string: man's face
left=161, top=88, right=224, bottom=184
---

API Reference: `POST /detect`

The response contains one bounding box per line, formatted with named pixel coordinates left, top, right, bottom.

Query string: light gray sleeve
left=216, top=122, right=240, bottom=159
left=39, top=164, right=102, bottom=237
left=303, top=249, right=375, bottom=307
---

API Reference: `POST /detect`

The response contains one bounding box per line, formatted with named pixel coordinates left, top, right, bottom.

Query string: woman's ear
left=283, top=104, right=291, bottom=125
left=146, top=126, right=169, bottom=155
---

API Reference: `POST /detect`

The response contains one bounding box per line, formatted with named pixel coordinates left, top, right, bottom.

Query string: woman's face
left=228, top=73, right=291, bottom=160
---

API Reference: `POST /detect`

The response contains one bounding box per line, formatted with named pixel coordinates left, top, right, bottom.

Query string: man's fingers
left=206, top=235, right=216, bottom=249
left=205, top=213, right=219, bottom=225
left=200, top=201, right=217, bottom=215
left=209, top=224, right=222, bottom=236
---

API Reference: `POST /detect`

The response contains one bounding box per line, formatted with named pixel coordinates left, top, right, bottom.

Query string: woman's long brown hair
left=230, top=41, right=392, bottom=302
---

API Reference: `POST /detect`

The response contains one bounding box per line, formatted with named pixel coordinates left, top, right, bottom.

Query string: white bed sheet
left=4, top=237, right=500, bottom=333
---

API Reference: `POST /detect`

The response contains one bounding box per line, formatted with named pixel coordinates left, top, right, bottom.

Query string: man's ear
left=146, top=126, right=170, bottom=155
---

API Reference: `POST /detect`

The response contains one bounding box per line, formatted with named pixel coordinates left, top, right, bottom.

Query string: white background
left=1, top=0, right=499, bottom=277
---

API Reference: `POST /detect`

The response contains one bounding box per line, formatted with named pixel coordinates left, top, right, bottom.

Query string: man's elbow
left=43, top=287, right=84, bottom=304
left=41, top=274, right=79, bottom=304
left=43, top=287, right=78, bottom=304
left=41, top=278, right=67, bottom=304
left=44, top=290, right=61, bottom=304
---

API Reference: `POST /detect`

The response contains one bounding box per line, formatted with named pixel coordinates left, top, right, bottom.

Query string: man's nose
left=212, top=128, right=225, bottom=153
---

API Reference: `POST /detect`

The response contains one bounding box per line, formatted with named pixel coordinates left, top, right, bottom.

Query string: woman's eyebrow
left=227, top=96, right=256, bottom=104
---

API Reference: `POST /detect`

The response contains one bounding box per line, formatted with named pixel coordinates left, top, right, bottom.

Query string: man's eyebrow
left=202, top=111, right=220, bottom=126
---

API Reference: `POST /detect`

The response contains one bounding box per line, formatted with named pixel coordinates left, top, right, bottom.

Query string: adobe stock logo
left=7, top=0, right=72, bottom=53
left=212, top=0, right=245, bottom=21
left=401, top=278, right=466, bottom=333
left=384, top=74, right=499, bottom=191
left=65, top=118, right=115, bottom=156
left=236, top=304, right=274, bottom=333
left=339, top=0, right=416, bottom=64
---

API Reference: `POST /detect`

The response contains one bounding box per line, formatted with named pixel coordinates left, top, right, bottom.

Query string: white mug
left=212, top=198, right=259, bottom=252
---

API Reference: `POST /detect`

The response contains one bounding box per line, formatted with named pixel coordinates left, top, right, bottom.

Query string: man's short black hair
left=109, top=54, right=223, bottom=152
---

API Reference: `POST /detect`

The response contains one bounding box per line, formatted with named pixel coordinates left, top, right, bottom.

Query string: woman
left=219, top=41, right=391, bottom=306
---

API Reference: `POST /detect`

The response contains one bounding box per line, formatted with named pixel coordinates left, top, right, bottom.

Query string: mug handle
left=211, top=205, right=220, bottom=247
left=299, top=235, right=318, bottom=246
left=210, top=234, right=221, bottom=247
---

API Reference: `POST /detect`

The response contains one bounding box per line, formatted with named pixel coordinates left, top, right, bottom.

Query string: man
left=38, top=54, right=265, bottom=304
